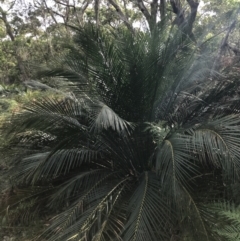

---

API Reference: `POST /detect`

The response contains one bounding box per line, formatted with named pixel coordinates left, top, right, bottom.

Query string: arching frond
left=155, top=132, right=199, bottom=189
left=2, top=16, right=240, bottom=241
left=122, top=172, right=172, bottom=241
left=199, top=201, right=240, bottom=241
left=38, top=173, right=128, bottom=241
left=90, top=103, right=132, bottom=134
left=189, top=115, right=240, bottom=179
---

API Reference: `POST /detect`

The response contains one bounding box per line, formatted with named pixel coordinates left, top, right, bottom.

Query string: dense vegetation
left=1, top=0, right=240, bottom=240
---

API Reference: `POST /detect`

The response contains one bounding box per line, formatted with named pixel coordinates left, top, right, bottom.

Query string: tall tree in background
left=0, top=0, right=71, bottom=83
left=0, top=0, right=239, bottom=84
left=0, top=2, right=28, bottom=81
left=37, top=0, right=200, bottom=34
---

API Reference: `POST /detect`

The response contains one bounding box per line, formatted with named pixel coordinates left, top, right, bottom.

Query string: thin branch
left=170, top=0, right=180, bottom=14
left=122, top=0, right=129, bottom=20
left=78, top=0, right=92, bottom=25
left=108, top=0, right=134, bottom=32
left=160, top=0, right=166, bottom=21
left=211, top=21, right=236, bottom=73
left=0, top=7, right=15, bottom=41
left=170, top=0, right=184, bottom=26
left=82, top=0, right=91, bottom=13
left=170, top=0, right=199, bottom=41
left=7, top=0, right=16, bottom=12
left=54, top=0, right=76, bottom=8
left=94, top=0, right=101, bottom=26
left=136, top=0, right=151, bottom=23
left=51, top=10, right=65, bottom=20
left=227, top=43, right=240, bottom=56
left=150, top=0, right=158, bottom=28
left=186, top=0, right=199, bottom=32
left=43, top=0, right=58, bottom=25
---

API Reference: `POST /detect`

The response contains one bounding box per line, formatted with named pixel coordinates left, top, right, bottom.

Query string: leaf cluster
left=2, top=23, right=240, bottom=241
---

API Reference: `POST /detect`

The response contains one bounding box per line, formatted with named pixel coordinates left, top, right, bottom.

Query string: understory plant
left=2, top=23, right=240, bottom=241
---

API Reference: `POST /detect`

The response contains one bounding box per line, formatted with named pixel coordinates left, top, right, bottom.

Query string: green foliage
left=0, top=1, right=72, bottom=84
left=2, top=21, right=240, bottom=241
left=202, top=0, right=240, bottom=15
left=212, top=202, right=240, bottom=241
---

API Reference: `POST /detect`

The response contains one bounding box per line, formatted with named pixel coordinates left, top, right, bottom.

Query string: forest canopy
left=0, top=0, right=239, bottom=83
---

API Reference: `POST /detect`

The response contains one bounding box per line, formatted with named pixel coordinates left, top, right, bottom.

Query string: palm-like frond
left=188, top=115, right=240, bottom=178
left=89, top=102, right=132, bottom=133
left=209, top=202, right=240, bottom=241
left=155, top=132, right=199, bottom=189
left=2, top=21, right=240, bottom=241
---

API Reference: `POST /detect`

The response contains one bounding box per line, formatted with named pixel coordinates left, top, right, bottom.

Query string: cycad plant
left=2, top=24, right=240, bottom=241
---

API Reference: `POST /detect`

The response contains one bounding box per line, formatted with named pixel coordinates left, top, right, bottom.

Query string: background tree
left=1, top=0, right=239, bottom=85
left=0, top=0, right=71, bottom=83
